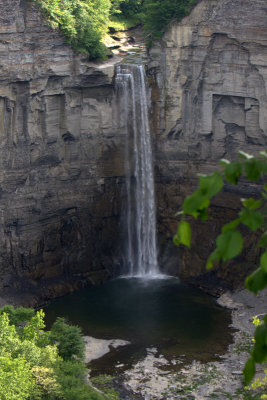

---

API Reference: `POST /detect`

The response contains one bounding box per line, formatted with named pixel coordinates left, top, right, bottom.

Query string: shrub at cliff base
left=0, top=306, right=105, bottom=400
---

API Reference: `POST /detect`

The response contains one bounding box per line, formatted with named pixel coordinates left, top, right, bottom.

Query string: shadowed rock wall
left=0, top=0, right=125, bottom=304
left=148, top=0, right=267, bottom=290
left=0, top=0, right=266, bottom=302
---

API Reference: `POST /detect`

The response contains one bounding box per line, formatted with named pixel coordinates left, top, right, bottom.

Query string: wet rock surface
left=104, top=25, right=147, bottom=64
left=119, top=288, right=267, bottom=399
left=84, top=336, right=130, bottom=363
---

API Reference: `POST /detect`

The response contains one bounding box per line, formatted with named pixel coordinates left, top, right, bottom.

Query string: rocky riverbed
left=86, top=288, right=267, bottom=400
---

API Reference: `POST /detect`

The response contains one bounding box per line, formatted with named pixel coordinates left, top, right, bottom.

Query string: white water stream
left=115, top=64, right=159, bottom=277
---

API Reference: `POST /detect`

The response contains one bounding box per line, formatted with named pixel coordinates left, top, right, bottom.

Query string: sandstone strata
left=148, top=0, right=267, bottom=287
left=0, top=0, right=125, bottom=305
left=0, top=0, right=266, bottom=303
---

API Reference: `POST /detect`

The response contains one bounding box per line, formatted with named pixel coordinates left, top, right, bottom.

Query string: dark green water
left=44, top=277, right=233, bottom=374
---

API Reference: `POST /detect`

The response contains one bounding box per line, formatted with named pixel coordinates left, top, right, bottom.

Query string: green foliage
left=142, top=0, right=197, bottom=41
left=54, top=360, right=103, bottom=400
left=0, top=308, right=106, bottom=400
left=31, top=0, right=198, bottom=59
left=110, top=0, right=197, bottom=35
left=0, top=305, right=35, bottom=326
left=0, top=354, right=35, bottom=400
left=22, top=310, right=50, bottom=347
left=32, top=0, right=111, bottom=59
left=50, top=317, right=85, bottom=361
left=118, top=0, right=143, bottom=18
left=174, top=151, right=267, bottom=384
left=30, top=366, right=61, bottom=399
left=107, top=0, right=144, bottom=33
left=173, top=220, right=192, bottom=248
left=250, top=369, right=267, bottom=399
left=91, top=375, right=120, bottom=399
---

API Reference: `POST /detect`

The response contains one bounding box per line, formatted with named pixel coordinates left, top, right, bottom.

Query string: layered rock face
left=0, top=0, right=125, bottom=304
left=0, top=0, right=266, bottom=303
left=149, top=0, right=267, bottom=289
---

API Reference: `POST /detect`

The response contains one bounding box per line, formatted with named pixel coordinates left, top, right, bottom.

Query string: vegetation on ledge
left=31, top=0, right=197, bottom=59
left=32, top=0, right=111, bottom=60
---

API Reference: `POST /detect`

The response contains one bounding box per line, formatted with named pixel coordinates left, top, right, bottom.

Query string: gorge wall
left=149, top=0, right=267, bottom=289
left=0, top=0, right=266, bottom=304
left=0, top=0, right=126, bottom=305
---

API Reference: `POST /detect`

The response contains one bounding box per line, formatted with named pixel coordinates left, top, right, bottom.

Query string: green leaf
left=198, top=208, right=209, bottom=221
left=253, top=323, right=267, bottom=363
left=216, top=230, right=243, bottom=261
left=241, top=198, right=262, bottom=210
left=224, top=162, right=242, bottom=184
left=183, top=190, right=210, bottom=217
left=260, top=160, right=267, bottom=174
left=254, top=344, right=267, bottom=363
left=206, top=249, right=221, bottom=270
left=177, top=221, right=192, bottom=248
left=245, top=158, right=262, bottom=181
left=198, top=171, right=224, bottom=198
left=222, top=219, right=241, bottom=234
left=260, top=251, right=267, bottom=273
left=243, top=357, right=255, bottom=385
left=254, top=323, right=267, bottom=348
left=173, top=234, right=180, bottom=246
left=239, top=209, right=263, bottom=231
left=245, top=268, right=267, bottom=294
left=259, top=231, right=267, bottom=248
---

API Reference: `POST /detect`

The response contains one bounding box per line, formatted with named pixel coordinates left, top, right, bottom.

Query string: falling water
left=115, top=64, right=159, bottom=277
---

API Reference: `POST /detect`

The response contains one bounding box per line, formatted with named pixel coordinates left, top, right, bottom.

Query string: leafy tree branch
left=174, top=151, right=267, bottom=385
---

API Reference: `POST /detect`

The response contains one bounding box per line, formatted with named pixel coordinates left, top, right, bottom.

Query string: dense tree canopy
left=32, top=0, right=197, bottom=58
left=142, top=0, right=197, bottom=40
left=0, top=306, right=104, bottom=400
left=33, top=0, right=112, bottom=59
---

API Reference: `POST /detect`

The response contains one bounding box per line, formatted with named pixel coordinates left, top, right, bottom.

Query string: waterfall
left=115, top=64, right=159, bottom=277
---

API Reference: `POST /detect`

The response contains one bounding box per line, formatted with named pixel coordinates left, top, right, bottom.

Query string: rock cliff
left=149, top=0, right=267, bottom=289
left=0, top=0, right=125, bottom=304
left=0, top=0, right=266, bottom=304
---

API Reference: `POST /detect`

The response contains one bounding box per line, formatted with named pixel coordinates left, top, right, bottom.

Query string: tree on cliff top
left=32, top=0, right=112, bottom=59
left=174, top=151, right=267, bottom=385
left=31, top=0, right=198, bottom=59
left=143, top=0, right=197, bottom=41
